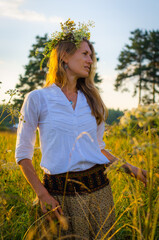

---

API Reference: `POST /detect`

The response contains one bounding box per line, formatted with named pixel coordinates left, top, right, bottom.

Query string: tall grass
left=0, top=126, right=158, bottom=239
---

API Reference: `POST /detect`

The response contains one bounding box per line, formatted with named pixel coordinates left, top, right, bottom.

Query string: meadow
left=0, top=106, right=159, bottom=239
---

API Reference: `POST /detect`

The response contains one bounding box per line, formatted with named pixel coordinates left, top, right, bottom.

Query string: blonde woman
left=15, top=19, right=147, bottom=239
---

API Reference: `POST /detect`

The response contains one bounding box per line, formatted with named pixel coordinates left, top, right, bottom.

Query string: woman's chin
left=79, top=72, right=89, bottom=78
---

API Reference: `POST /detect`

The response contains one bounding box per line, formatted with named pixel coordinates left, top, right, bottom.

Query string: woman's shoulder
left=25, top=85, right=58, bottom=106
left=25, top=87, right=51, bottom=100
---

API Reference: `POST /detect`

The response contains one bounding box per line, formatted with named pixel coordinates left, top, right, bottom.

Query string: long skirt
left=51, top=183, right=115, bottom=240
left=37, top=165, right=116, bottom=240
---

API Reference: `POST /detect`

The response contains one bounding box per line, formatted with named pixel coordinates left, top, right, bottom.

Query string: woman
left=15, top=19, right=146, bottom=239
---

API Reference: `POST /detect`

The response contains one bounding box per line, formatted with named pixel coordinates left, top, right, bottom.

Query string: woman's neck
left=61, top=78, right=78, bottom=94
left=61, top=85, right=78, bottom=95
left=62, top=69, right=78, bottom=94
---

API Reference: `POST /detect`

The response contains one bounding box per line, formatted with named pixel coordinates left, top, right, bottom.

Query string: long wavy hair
left=44, top=38, right=108, bottom=125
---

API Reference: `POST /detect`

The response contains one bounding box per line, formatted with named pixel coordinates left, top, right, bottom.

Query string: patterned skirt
left=40, top=164, right=116, bottom=240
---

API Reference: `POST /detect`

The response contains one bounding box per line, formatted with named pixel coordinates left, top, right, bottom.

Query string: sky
left=0, top=0, right=159, bottom=110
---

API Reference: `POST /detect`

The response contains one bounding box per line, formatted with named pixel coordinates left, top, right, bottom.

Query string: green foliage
left=14, top=34, right=49, bottom=108
left=0, top=105, right=18, bottom=128
left=119, top=103, right=159, bottom=135
left=0, top=85, right=21, bottom=128
left=104, top=122, right=159, bottom=240
left=142, top=30, right=159, bottom=104
left=115, top=29, right=159, bottom=105
left=106, top=108, right=124, bottom=125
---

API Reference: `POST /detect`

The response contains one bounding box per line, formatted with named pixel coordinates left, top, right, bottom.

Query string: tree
left=114, top=29, right=149, bottom=105
left=106, top=108, right=124, bottom=125
left=142, top=30, right=159, bottom=104
left=14, top=35, right=103, bottom=108
left=14, top=34, right=48, bottom=108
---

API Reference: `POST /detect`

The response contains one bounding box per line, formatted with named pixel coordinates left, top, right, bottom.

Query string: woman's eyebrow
left=83, top=50, right=92, bottom=56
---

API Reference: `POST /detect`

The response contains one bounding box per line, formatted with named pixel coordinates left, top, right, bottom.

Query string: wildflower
left=125, top=111, right=131, bottom=118
left=0, top=159, right=6, bottom=164
left=63, top=27, right=69, bottom=34
left=138, top=105, right=145, bottom=112
left=1, top=162, right=19, bottom=170
left=120, top=116, right=129, bottom=126
left=138, top=121, right=145, bottom=127
left=146, top=105, right=153, bottom=111
left=131, top=108, right=136, bottom=115
left=145, top=111, right=155, bottom=117
left=135, top=111, right=143, bottom=118
left=6, top=150, right=12, bottom=153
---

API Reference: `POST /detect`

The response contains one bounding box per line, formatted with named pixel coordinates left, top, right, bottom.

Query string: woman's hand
left=39, top=191, right=63, bottom=219
left=100, top=149, right=148, bottom=186
left=18, top=159, right=68, bottom=229
left=126, top=164, right=147, bottom=186
left=38, top=191, right=68, bottom=230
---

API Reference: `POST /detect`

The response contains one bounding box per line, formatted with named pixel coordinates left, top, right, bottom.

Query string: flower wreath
left=37, top=18, right=95, bottom=69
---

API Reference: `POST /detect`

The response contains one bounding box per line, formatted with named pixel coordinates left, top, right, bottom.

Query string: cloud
left=0, top=0, right=63, bottom=23
left=49, top=16, right=64, bottom=23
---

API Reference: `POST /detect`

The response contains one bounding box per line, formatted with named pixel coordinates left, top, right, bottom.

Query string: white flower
left=2, top=163, right=19, bottom=170
left=145, top=111, right=155, bottom=117
left=135, top=111, right=143, bottom=118
left=120, top=117, right=129, bottom=126
left=6, top=150, right=12, bottom=153
left=146, top=105, right=153, bottom=111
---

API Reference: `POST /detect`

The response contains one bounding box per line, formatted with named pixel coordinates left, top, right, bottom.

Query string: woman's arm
left=18, top=159, right=63, bottom=218
left=101, top=149, right=147, bottom=186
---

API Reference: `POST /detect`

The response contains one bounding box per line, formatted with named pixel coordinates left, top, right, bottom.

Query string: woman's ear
left=62, top=52, right=69, bottom=64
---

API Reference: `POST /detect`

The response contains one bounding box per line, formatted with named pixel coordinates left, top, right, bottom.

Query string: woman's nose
left=87, top=56, right=93, bottom=64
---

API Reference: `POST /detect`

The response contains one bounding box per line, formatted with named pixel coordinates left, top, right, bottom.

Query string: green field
left=0, top=124, right=159, bottom=239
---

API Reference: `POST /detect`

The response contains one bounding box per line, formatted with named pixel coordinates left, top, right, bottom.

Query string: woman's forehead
left=79, top=41, right=92, bottom=53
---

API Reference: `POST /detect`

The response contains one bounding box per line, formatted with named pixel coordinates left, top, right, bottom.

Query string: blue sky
left=0, top=0, right=158, bottom=110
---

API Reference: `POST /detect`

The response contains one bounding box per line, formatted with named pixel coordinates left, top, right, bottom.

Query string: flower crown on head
left=38, top=18, right=95, bottom=69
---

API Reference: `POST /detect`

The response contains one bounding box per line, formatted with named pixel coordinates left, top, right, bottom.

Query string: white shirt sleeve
left=15, top=91, right=40, bottom=163
left=97, top=121, right=106, bottom=150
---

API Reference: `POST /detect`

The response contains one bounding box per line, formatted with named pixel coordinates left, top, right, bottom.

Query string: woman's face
left=66, top=41, right=93, bottom=78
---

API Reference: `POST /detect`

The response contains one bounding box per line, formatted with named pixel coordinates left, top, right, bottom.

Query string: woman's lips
left=84, top=66, right=90, bottom=71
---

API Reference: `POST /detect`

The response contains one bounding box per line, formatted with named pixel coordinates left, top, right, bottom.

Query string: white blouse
left=15, top=83, right=109, bottom=174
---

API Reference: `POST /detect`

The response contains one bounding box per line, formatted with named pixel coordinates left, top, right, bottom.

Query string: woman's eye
left=83, top=52, right=87, bottom=55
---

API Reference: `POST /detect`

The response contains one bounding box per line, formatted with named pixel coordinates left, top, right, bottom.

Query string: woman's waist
left=43, top=163, right=110, bottom=195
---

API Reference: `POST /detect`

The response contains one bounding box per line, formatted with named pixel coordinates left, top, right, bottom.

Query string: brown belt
left=43, top=164, right=110, bottom=195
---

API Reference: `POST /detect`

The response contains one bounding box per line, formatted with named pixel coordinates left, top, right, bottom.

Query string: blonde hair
left=44, top=39, right=108, bottom=125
